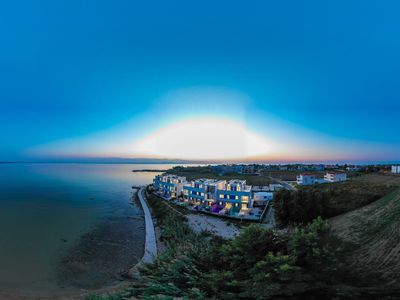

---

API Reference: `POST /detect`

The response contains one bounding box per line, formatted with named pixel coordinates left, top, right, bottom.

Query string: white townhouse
left=153, top=174, right=187, bottom=199
left=183, top=178, right=226, bottom=205
left=296, top=174, right=316, bottom=186
left=324, top=172, right=347, bottom=182
left=253, top=192, right=273, bottom=206
left=392, top=165, right=400, bottom=174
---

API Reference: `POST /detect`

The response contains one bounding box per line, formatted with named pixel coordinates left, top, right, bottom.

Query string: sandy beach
left=187, top=213, right=240, bottom=239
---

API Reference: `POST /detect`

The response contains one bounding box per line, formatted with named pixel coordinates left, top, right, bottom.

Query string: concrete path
left=262, top=206, right=276, bottom=229
left=137, top=187, right=157, bottom=264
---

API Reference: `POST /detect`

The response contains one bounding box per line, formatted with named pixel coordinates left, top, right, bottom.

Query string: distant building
left=296, top=174, right=316, bottom=185
left=392, top=165, right=400, bottom=174
left=211, top=164, right=256, bottom=175
left=324, top=172, right=347, bottom=182
left=346, top=166, right=361, bottom=172
left=251, top=185, right=272, bottom=192
left=253, top=192, right=273, bottom=206
left=153, top=174, right=186, bottom=199
left=269, top=183, right=284, bottom=191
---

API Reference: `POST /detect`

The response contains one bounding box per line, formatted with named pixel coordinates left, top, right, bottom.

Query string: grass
left=330, top=188, right=400, bottom=286
left=352, top=173, right=400, bottom=187
left=303, top=179, right=395, bottom=216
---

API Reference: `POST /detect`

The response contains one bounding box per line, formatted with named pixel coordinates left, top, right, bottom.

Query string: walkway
left=137, top=187, right=157, bottom=264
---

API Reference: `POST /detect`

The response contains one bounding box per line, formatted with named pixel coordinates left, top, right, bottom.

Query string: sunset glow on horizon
left=1, top=1, right=399, bottom=163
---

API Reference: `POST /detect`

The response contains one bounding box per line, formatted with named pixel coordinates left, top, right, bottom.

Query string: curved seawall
left=137, top=186, right=157, bottom=263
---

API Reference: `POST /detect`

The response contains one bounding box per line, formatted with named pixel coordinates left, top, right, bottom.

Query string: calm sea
left=0, top=163, right=176, bottom=293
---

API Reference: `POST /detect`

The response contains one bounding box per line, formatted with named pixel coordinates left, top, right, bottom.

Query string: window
left=235, top=195, right=239, bottom=200
left=219, top=194, right=223, bottom=199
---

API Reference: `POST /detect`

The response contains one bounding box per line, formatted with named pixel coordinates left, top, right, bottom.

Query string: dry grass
left=330, top=188, right=400, bottom=285
left=352, top=173, right=400, bottom=187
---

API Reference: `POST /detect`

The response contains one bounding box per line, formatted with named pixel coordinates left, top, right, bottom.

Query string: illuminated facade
left=153, top=174, right=186, bottom=199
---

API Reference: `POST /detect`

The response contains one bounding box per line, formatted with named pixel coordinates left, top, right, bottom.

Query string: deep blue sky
left=1, top=1, right=399, bottom=162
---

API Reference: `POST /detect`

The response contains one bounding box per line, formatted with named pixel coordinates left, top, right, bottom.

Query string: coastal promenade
left=138, top=186, right=157, bottom=264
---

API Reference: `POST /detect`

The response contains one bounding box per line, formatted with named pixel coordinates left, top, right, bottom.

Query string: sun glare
left=131, top=118, right=273, bottom=160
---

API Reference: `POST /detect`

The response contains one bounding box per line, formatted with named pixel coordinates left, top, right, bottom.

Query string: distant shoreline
left=132, top=169, right=168, bottom=172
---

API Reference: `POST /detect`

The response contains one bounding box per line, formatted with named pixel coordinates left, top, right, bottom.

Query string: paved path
left=137, top=187, right=157, bottom=264
left=262, top=206, right=276, bottom=228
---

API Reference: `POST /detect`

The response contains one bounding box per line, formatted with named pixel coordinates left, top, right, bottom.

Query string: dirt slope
left=330, top=188, right=400, bottom=285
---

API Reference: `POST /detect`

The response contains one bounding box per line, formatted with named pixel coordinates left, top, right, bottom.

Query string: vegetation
left=88, top=188, right=362, bottom=299
left=168, top=165, right=275, bottom=186
left=86, top=182, right=400, bottom=299
left=331, top=188, right=400, bottom=287
left=274, top=180, right=395, bottom=226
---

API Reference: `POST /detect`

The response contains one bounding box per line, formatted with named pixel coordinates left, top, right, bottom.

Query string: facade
left=253, top=192, right=273, bottom=206
left=182, top=179, right=252, bottom=214
left=324, top=172, right=347, bottom=182
left=183, top=178, right=226, bottom=205
left=296, top=174, right=316, bottom=185
left=215, top=180, right=252, bottom=214
left=392, top=165, right=400, bottom=174
left=153, top=174, right=187, bottom=199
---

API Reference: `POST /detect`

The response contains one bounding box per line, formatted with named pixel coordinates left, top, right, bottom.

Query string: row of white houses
left=296, top=172, right=347, bottom=186
left=392, top=165, right=400, bottom=174
left=152, top=174, right=273, bottom=213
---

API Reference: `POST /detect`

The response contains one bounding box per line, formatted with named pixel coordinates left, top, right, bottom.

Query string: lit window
left=235, top=196, right=239, bottom=200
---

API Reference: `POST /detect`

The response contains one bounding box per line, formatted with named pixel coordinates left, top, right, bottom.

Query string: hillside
left=330, top=187, right=400, bottom=286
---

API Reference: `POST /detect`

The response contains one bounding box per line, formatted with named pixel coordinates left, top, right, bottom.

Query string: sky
left=1, top=0, right=399, bottom=163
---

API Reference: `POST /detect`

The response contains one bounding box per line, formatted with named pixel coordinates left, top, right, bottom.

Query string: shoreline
left=132, top=169, right=168, bottom=173
left=128, top=186, right=158, bottom=278
left=1, top=189, right=146, bottom=300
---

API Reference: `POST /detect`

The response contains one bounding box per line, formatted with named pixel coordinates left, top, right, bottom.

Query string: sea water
left=0, top=163, right=171, bottom=292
